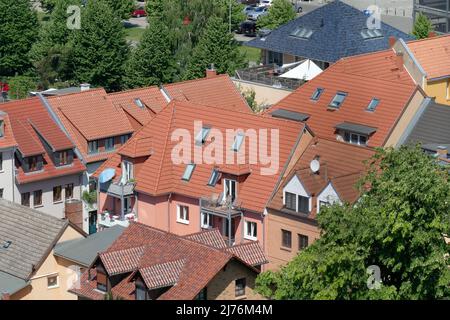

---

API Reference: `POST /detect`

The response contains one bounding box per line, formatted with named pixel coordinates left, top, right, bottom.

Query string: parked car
left=237, top=21, right=257, bottom=37
left=131, top=9, right=147, bottom=18
left=259, top=0, right=273, bottom=7
left=243, top=4, right=258, bottom=15
left=247, top=6, right=268, bottom=20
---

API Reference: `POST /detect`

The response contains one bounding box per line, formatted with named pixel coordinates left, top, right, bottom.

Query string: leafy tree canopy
left=412, top=13, right=434, bottom=39
left=257, top=0, right=296, bottom=30
left=256, top=146, right=450, bottom=300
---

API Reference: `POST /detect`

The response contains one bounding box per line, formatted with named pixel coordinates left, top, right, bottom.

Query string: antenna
left=310, top=159, right=320, bottom=173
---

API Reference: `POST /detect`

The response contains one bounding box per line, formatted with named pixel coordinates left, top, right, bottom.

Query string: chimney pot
left=206, top=64, right=217, bottom=78
left=389, top=36, right=397, bottom=48
left=80, top=83, right=90, bottom=92
left=428, top=31, right=437, bottom=38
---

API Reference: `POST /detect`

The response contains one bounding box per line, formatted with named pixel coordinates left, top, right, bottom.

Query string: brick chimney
left=436, top=146, right=448, bottom=160
left=65, top=199, right=83, bottom=230
left=428, top=31, right=437, bottom=38
left=389, top=36, right=397, bottom=48
left=395, top=52, right=404, bottom=70
left=205, top=64, right=217, bottom=78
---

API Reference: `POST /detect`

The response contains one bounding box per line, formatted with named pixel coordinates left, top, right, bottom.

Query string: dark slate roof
left=270, top=109, right=310, bottom=122
left=335, top=122, right=377, bottom=135
left=405, top=100, right=450, bottom=147
left=0, top=271, right=29, bottom=296
left=0, top=199, right=68, bottom=280
left=246, top=0, right=415, bottom=63
left=54, top=225, right=125, bottom=267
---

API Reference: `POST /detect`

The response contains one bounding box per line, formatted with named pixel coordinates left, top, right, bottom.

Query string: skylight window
left=182, top=164, right=196, bottom=181
left=134, top=98, right=144, bottom=109
left=231, top=133, right=245, bottom=152
left=361, top=28, right=383, bottom=40
left=207, top=169, right=220, bottom=186
left=311, top=88, right=324, bottom=101
left=2, top=241, right=11, bottom=249
left=366, top=98, right=380, bottom=112
left=290, top=27, right=314, bottom=39
left=329, top=92, right=347, bottom=109
left=195, top=127, right=211, bottom=145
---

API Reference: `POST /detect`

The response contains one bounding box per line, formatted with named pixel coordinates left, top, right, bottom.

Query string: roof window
left=195, top=127, right=211, bottom=145
left=182, top=164, right=196, bottom=181
left=366, top=98, right=380, bottom=112
left=311, top=88, right=324, bottom=101
left=329, top=92, right=347, bottom=109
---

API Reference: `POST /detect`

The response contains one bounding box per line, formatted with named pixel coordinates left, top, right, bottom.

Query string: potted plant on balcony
left=81, top=190, right=97, bottom=209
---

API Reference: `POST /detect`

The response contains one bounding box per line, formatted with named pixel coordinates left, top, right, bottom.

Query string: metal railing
left=235, top=64, right=305, bottom=90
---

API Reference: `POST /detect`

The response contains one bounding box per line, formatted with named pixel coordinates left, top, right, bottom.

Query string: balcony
left=200, top=194, right=242, bottom=218
left=100, top=181, right=135, bottom=198
left=98, top=210, right=136, bottom=229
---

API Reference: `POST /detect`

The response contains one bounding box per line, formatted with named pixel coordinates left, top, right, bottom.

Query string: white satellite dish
left=310, top=159, right=320, bottom=173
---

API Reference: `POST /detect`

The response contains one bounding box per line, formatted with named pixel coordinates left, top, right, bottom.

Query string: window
left=298, top=234, right=309, bottom=251
left=57, top=150, right=69, bottom=166
left=89, top=178, right=97, bottom=192
left=235, top=278, right=246, bottom=297
left=268, top=51, right=283, bottom=66
left=53, top=186, right=62, bottom=203
left=88, top=140, right=98, bottom=154
left=47, top=275, right=59, bottom=289
left=231, top=133, right=245, bottom=152
left=201, top=212, right=213, bottom=229
left=344, top=132, right=367, bottom=146
left=285, top=192, right=297, bottom=211
left=0, top=120, right=3, bottom=137
left=65, top=184, right=74, bottom=200
left=123, top=161, right=134, bottom=181
left=33, top=190, right=42, bottom=207
left=124, top=197, right=132, bottom=214
left=281, top=229, right=292, bottom=248
left=21, top=192, right=30, bottom=207
left=0, top=152, right=2, bottom=171
left=318, top=200, right=330, bottom=212
left=207, top=169, right=220, bottom=187
left=105, top=137, right=115, bottom=151
left=0, top=189, right=3, bottom=199
left=244, top=221, right=257, bottom=240
left=329, top=92, right=347, bottom=108
left=27, top=156, right=40, bottom=172
left=223, top=179, right=237, bottom=203
left=311, top=88, right=324, bottom=101
left=181, top=163, right=195, bottom=181
left=290, top=26, right=314, bottom=39
left=120, top=134, right=130, bottom=145
left=366, top=98, right=380, bottom=112
left=195, top=127, right=211, bottom=145
left=195, top=288, right=207, bottom=300
left=177, top=205, right=189, bottom=224
left=135, top=283, right=147, bottom=300
left=361, top=28, right=383, bottom=39
left=96, top=272, right=107, bottom=292
left=298, top=195, right=310, bottom=213
left=134, top=98, right=144, bottom=109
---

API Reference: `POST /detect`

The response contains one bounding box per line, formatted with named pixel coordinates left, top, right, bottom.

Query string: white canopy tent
left=279, top=59, right=323, bottom=81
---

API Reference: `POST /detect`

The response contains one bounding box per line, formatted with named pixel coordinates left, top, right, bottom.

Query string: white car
left=259, top=0, right=273, bottom=7
left=247, top=6, right=269, bottom=20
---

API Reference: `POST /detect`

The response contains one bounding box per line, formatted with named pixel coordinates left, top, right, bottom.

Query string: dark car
left=131, top=9, right=147, bottom=18
left=237, top=21, right=257, bottom=37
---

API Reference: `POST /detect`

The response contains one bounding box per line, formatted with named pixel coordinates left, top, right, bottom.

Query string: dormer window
left=134, top=98, right=144, bottom=109
left=344, top=132, right=367, bottom=146
left=96, top=271, right=107, bottom=292
left=135, top=279, right=148, bottom=300
left=55, top=150, right=72, bottom=166
left=366, top=98, right=380, bottom=112
left=311, top=88, right=324, bottom=101
left=329, top=92, right=347, bottom=109
left=105, top=137, right=115, bottom=151
left=120, top=134, right=131, bottom=145
left=231, top=133, right=244, bottom=152
left=182, top=163, right=195, bottom=181
left=88, top=140, right=98, bottom=154
left=25, top=155, right=43, bottom=172
left=283, top=176, right=311, bottom=214
left=195, top=127, right=211, bottom=145
left=285, top=192, right=297, bottom=211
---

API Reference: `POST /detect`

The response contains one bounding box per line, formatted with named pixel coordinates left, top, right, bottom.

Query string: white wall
left=282, top=175, right=312, bottom=212
left=0, top=148, right=15, bottom=202
left=316, top=182, right=341, bottom=213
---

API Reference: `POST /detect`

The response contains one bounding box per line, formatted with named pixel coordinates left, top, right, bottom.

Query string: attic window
left=366, top=98, right=380, bottom=112
left=2, top=241, right=11, bottom=249
left=195, top=127, right=211, bottom=145
left=207, top=169, right=220, bottom=186
left=231, top=133, right=245, bottom=152
left=361, top=28, right=383, bottom=40
left=0, top=120, right=4, bottom=137
left=182, top=163, right=196, bottom=181
left=134, top=98, right=144, bottom=109
left=329, top=92, right=347, bottom=109
left=311, top=88, right=324, bottom=101
left=290, top=27, right=314, bottom=39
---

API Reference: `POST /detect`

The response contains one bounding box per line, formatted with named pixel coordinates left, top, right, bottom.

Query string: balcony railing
left=200, top=194, right=242, bottom=218
left=98, top=210, right=136, bottom=229
left=100, top=181, right=135, bottom=198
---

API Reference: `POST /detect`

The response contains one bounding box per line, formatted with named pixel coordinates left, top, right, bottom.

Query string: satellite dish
left=310, top=159, right=320, bottom=173
left=98, top=168, right=116, bottom=184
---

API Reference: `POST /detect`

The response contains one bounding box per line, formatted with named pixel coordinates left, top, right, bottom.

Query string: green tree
left=103, top=0, right=135, bottom=20
left=40, top=0, right=58, bottom=13
left=8, top=76, right=38, bottom=99
left=0, top=0, right=39, bottom=77
left=69, top=0, right=129, bottom=91
left=412, top=13, right=434, bottom=39
left=124, top=21, right=175, bottom=88
left=183, top=17, right=245, bottom=80
left=256, top=146, right=450, bottom=300
left=257, top=0, right=296, bottom=30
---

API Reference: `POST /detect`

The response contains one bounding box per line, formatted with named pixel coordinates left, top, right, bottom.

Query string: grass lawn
left=125, top=27, right=146, bottom=43
left=239, top=46, right=261, bottom=65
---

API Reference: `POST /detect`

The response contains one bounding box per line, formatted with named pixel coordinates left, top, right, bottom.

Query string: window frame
left=53, top=185, right=62, bottom=203
left=135, top=283, right=147, bottom=300
left=195, top=127, right=211, bottom=145
left=21, top=192, right=30, bottom=207
left=105, top=137, right=115, bottom=151
left=201, top=212, right=213, bottom=229
left=0, top=152, right=3, bottom=172
left=177, top=205, right=189, bottom=224
left=231, top=133, right=245, bottom=152
left=96, top=271, right=107, bottom=292
left=311, top=88, right=324, bottom=101
left=366, top=98, right=380, bottom=112
left=298, top=195, right=310, bottom=213
left=281, top=229, right=292, bottom=249
left=33, top=190, right=43, bottom=207
left=284, top=191, right=297, bottom=211
left=65, top=183, right=74, bottom=200
left=181, top=163, right=195, bottom=181
left=344, top=131, right=368, bottom=146
left=88, top=140, right=98, bottom=154
left=47, top=275, right=59, bottom=289
left=329, top=92, right=347, bottom=109
left=235, top=278, right=246, bottom=297
left=207, top=169, right=220, bottom=187
left=244, top=220, right=257, bottom=241
left=223, top=179, right=237, bottom=203
left=298, top=234, right=309, bottom=251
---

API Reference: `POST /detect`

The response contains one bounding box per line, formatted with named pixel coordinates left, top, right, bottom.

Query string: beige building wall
left=424, top=79, right=450, bottom=106
left=265, top=209, right=320, bottom=271
left=207, top=260, right=264, bottom=300
left=384, top=89, right=427, bottom=147
left=11, top=225, right=84, bottom=300
left=233, top=79, right=292, bottom=107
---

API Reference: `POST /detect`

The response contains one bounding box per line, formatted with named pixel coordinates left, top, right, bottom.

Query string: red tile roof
left=0, top=97, right=85, bottom=184
left=0, top=112, right=18, bottom=150
left=406, top=34, right=450, bottom=80
left=94, top=100, right=304, bottom=213
left=71, top=222, right=264, bottom=300
left=271, top=51, right=420, bottom=147
left=268, top=137, right=375, bottom=218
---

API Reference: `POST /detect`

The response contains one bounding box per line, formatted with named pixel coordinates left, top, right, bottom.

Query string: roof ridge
left=46, top=87, right=106, bottom=99
left=406, top=33, right=450, bottom=45
left=164, top=74, right=228, bottom=88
